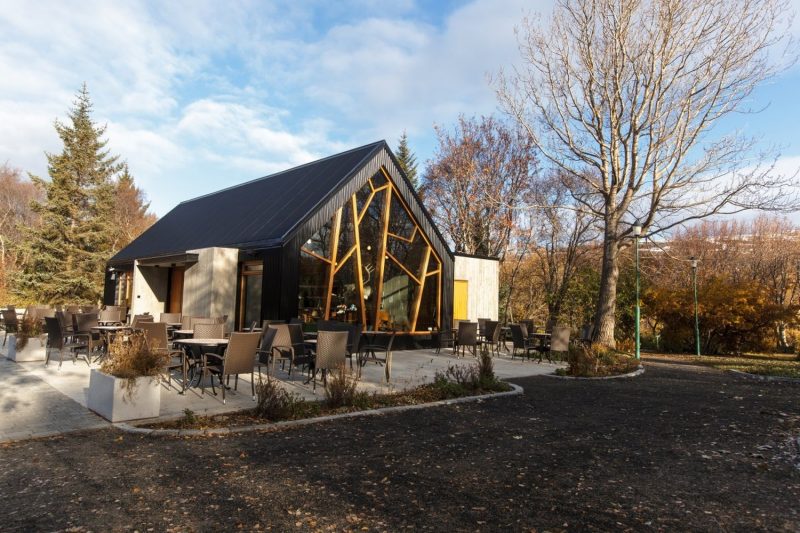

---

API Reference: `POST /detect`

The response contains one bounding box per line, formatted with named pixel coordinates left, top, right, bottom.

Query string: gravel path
left=0, top=361, right=798, bottom=531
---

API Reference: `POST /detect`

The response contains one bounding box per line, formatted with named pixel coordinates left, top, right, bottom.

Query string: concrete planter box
left=6, top=335, right=47, bottom=362
left=1, top=334, right=14, bottom=358
left=87, top=369, right=161, bottom=422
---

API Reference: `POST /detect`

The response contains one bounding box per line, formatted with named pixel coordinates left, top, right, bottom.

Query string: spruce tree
left=15, top=84, right=121, bottom=304
left=396, top=130, right=419, bottom=189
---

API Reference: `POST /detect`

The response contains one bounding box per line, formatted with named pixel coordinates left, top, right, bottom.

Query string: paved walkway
left=0, top=358, right=108, bottom=442
left=0, top=348, right=560, bottom=441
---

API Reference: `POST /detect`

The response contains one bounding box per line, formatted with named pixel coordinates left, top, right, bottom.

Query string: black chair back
left=258, top=327, right=277, bottom=365
left=485, top=320, right=500, bottom=343
left=457, top=321, right=478, bottom=347
left=521, top=319, right=535, bottom=334
left=509, top=324, right=526, bottom=349
left=44, top=316, right=63, bottom=349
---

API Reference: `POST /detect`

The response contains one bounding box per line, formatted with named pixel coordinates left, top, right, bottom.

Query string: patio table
left=91, top=325, right=134, bottom=359
left=173, top=338, right=228, bottom=388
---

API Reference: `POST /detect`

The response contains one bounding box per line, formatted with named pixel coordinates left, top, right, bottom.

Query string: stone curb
left=113, top=383, right=524, bottom=437
left=542, top=365, right=645, bottom=380
left=726, top=369, right=800, bottom=384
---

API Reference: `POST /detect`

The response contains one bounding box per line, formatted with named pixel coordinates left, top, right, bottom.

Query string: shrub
left=644, top=278, right=799, bottom=354
left=100, top=332, right=170, bottom=398
left=15, top=315, right=42, bottom=350
left=565, top=343, right=640, bottom=377
left=253, top=375, right=315, bottom=420
left=432, top=353, right=507, bottom=394
left=324, top=364, right=370, bottom=409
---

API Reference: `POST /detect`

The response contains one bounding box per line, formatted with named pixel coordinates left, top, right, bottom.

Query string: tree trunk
left=592, top=228, right=621, bottom=348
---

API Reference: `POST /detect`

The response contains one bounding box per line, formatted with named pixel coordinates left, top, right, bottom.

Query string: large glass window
left=298, top=168, right=442, bottom=332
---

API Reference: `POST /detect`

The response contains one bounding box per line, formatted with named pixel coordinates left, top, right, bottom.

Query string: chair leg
left=251, top=372, right=255, bottom=400
left=234, top=374, right=239, bottom=391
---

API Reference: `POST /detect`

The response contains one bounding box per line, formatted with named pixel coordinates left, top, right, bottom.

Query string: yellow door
left=453, top=280, right=468, bottom=321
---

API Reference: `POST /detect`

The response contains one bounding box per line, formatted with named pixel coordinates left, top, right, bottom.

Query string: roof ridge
left=177, top=140, right=385, bottom=206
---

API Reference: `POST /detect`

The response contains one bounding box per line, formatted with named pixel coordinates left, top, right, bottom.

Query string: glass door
left=238, top=261, right=263, bottom=330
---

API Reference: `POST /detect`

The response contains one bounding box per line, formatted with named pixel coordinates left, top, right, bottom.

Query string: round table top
left=166, top=322, right=183, bottom=327
left=91, top=325, right=133, bottom=331
left=174, top=338, right=228, bottom=345
left=172, top=329, right=193, bottom=335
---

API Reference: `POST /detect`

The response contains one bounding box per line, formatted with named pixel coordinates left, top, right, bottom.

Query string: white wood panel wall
left=453, top=255, right=499, bottom=322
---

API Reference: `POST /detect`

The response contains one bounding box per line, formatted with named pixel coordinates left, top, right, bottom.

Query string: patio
left=0, top=347, right=561, bottom=442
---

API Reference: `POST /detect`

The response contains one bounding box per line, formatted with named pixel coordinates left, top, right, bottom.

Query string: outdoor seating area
left=0, top=305, right=563, bottom=426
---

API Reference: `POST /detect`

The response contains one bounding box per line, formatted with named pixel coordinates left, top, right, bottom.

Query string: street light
left=690, top=257, right=701, bottom=356
left=632, top=223, right=642, bottom=360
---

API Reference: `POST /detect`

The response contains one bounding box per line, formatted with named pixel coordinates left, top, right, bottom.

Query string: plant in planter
left=87, top=332, right=170, bottom=422
left=6, top=316, right=47, bottom=362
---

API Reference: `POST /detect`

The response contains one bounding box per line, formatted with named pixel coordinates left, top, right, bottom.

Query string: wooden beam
left=352, top=195, right=367, bottom=327
left=333, top=245, right=357, bottom=274
left=324, top=208, right=343, bottom=319
left=372, top=188, right=391, bottom=329
left=410, top=246, right=431, bottom=331
left=300, top=248, right=331, bottom=264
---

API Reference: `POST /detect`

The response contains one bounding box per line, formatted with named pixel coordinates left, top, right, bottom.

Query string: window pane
left=330, top=255, right=360, bottom=323
left=299, top=251, right=329, bottom=321
left=380, top=259, right=412, bottom=331
left=415, top=272, right=440, bottom=331
left=359, top=188, right=387, bottom=327
left=387, top=192, right=415, bottom=240
left=302, top=221, right=333, bottom=259
left=243, top=274, right=262, bottom=328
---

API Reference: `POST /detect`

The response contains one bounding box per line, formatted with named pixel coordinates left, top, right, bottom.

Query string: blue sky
left=1, top=0, right=798, bottom=217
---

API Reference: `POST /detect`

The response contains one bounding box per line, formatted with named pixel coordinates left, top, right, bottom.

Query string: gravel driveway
left=0, top=361, right=798, bottom=531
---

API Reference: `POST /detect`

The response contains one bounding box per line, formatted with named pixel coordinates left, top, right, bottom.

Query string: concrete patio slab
left=3, top=348, right=562, bottom=436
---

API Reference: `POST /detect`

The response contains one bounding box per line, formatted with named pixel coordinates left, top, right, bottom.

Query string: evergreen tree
left=111, top=163, right=157, bottom=254
left=15, top=84, right=121, bottom=304
left=395, top=130, right=419, bottom=189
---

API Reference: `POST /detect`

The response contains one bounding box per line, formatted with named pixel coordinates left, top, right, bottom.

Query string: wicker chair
left=200, top=332, right=261, bottom=403
left=256, top=326, right=277, bottom=375
left=140, top=322, right=186, bottom=391
left=478, top=320, right=501, bottom=355
left=509, top=323, right=537, bottom=361
left=455, top=321, right=478, bottom=357
left=193, top=323, right=224, bottom=339
left=98, top=308, right=123, bottom=325
left=131, top=314, right=154, bottom=328
left=360, top=331, right=396, bottom=382
left=270, top=324, right=311, bottom=377
left=160, top=312, right=181, bottom=324
left=73, top=313, right=102, bottom=356
left=2, top=309, right=18, bottom=347
left=312, top=330, right=348, bottom=390
left=44, top=316, right=89, bottom=368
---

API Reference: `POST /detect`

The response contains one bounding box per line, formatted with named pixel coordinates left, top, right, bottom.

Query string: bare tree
left=497, top=0, right=796, bottom=347
left=423, top=115, right=537, bottom=258
left=0, top=163, right=41, bottom=301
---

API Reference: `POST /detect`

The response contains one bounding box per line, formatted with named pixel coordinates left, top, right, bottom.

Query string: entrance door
left=453, top=279, right=468, bottom=322
left=167, top=267, right=184, bottom=313
left=238, top=261, right=263, bottom=330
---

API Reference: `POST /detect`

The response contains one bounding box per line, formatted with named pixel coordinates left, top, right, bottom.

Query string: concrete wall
left=453, top=255, right=499, bottom=322
left=182, top=247, right=239, bottom=332
left=130, top=262, right=168, bottom=317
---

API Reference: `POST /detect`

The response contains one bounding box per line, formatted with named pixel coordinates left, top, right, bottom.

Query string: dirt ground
left=0, top=360, right=798, bottom=532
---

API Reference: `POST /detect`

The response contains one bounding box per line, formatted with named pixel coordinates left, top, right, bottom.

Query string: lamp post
left=632, top=223, right=642, bottom=360
left=690, top=257, right=701, bottom=356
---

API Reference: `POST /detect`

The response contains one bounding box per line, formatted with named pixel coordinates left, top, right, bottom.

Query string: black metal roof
left=110, top=141, right=388, bottom=264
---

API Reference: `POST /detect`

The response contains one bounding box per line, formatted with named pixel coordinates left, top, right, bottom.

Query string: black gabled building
left=106, top=141, right=454, bottom=335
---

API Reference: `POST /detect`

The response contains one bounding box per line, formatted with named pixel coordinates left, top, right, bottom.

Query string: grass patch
left=645, top=352, right=800, bottom=379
